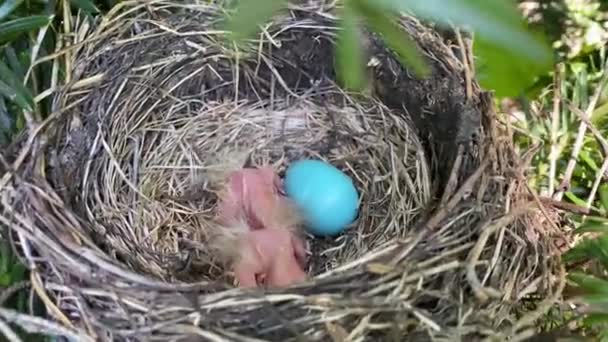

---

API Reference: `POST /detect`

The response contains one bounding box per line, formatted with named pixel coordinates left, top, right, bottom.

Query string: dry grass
left=81, top=92, right=431, bottom=283
left=0, top=0, right=566, bottom=341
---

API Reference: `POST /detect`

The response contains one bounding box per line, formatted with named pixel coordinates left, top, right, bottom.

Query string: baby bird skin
left=216, top=166, right=308, bottom=288
left=233, top=228, right=307, bottom=288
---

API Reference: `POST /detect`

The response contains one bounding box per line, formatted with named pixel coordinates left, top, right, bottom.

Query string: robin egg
left=284, top=159, right=359, bottom=237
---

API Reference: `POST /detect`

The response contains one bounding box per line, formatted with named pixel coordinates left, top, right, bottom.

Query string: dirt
left=225, top=10, right=483, bottom=190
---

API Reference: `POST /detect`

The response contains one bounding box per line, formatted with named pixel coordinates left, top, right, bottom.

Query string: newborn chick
left=218, top=166, right=287, bottom=231
left=214, top=166, right=308, bottom=288
left=233, top=227, right=308, bottom=287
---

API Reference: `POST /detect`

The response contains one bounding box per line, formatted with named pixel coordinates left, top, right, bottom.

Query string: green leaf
left=4, top=46, right=26, bottom=80
left=0, top=239, right=10, bottom=274
left=0, top=0, right=24, bottom=21
left=0, top=15, right=52, bottom=43
left=353, top=0, right=429, bottom=77
left=371, top=0, right=553, bottom=96
left=225, top=0, right=287, bottom=42
left=0, top=96, right=12, bottom=137
left=590, top=236, right=608, bottom=268
left=593, top=101, right=608, bottom=125
left=599, top=184, right=608, bottom=212
left=563, top=244, right=587, bottom=263
left=335, top=4, right=365, bottom=90
left=565, top=191, right=588, bottom=207
left=10, top=263, right=26, bottom=283
left=581, top=216, right=608, bottom=224
left=376, top=0, right=551, bottom=60
left=584, top=313, right=608, bottom=325
left=474, top=33, right=552, bottom=97
left=15, top=107, right=24, bottom=132
left=70, top=0, right=100, bottom=15
left=570, top=62, right=588, bottom=75
left=580, top=294, right=608, bottom=309
left=0, top=79, right=31, bottom=111
left=576, top=220, right=608, bottom=234
left=0, top=273, right=11, bottom=287
left=569, top=273, right=608, bottom=296
left=0, top=60, right=33, bottom=111
left=579, top=149, right=599, bottom=171
left=563, top=235, right=608, bottom=267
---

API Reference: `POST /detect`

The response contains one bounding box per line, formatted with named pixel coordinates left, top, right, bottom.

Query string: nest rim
left=0, top=1, right=566, bottom=341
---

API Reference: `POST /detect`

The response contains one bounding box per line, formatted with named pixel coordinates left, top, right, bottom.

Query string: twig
left=480, top=257, right=567, bottom=342
left=30, top=272, right=75, bottom=330
left=531, top=195, right=591, bottom=215
left=466, top=206, right=534, bottom=303
left=548, top=64, right=563, bottom=196
left=589, top=158, right=608, bottom=207
left=567, top=103, right=608, bottom=161
left=555, top=58, right=608, bottom=200
left=509, top=263, right=567, bottom=340
left=0, top=318, right=23, bottom=342
left=455, top=29, right=472, bottom=99
left=0, top=281, right=30, bottom=307
left=439, top=145, right=464, bottom=206
left=567, top=102, right=608, bottom=208
left=0, top=307, right=92, bottom=342
left=62, top=0, right=72, bottom=85
left=467, top=32, right=476, bottom=80
left=389, top=158, right=489, bottom=265
left=524, top=183, right=561, bottom=233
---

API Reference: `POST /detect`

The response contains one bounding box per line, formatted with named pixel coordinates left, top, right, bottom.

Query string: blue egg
left=284, top=159, right=359, bottom=237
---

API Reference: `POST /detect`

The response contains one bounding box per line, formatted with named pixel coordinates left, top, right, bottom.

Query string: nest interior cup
left=74, top=94, right=431, bottom=283
left=1, top=1, right=564, bottom=341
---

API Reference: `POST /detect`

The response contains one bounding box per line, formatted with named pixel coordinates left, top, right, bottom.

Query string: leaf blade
left=584, top=313, right=608, bottom=325
left=563, top=235, right=608, bottom=267
left=69, top=0, right=100, bottom=15
left=225, top=0, right=287, bottom=42
left=0, top=15, right=53, bottom=43
left=372, top=0, right=553, bottom=96
left=599, top=184, right=608, bottom=212
left=568, top=272, right=608, bottom=296
left=376, top=0, right=549, bottom=60
left=575, top=220, right=608, bottom=234
left=0, top=0, right=24, bottom=21
left=474, top=33, right=552, bottom=97
left=353, top=0, right=429, bottom=77
left=3, top=45, right=26, bottom=80
left=0, top=79, right=31, bottom=111
left=0, top=60, right=34, bottom=111
left=565, top=191, right=588, bottom=207
left=335, top=4, right=365, bottom=90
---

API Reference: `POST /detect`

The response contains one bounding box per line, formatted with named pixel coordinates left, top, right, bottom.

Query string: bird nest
left=0, top=1, right=566, bottom=341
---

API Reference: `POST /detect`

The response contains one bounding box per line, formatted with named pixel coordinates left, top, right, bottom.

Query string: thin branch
left=466, top=206, right=534, bottom=303
left=455, top=29, right=472, bottom=99
left=511, top=263, right=567, bottom=338
left=555, top=58, right=608, bottom=200
left=531, top=195, right=591, bottom=215
left=548, top=64, right=563, bottom=196
left=0, top=308, right=92, bottom=342
left=0, top=281, right=30, bottom=307
left=0, top=318, right=23, bottom=342
left=567, top=102, right=608, bottom=208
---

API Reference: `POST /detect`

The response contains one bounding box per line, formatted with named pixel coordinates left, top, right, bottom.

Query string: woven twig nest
left=0, top=1, right=566, bottom=341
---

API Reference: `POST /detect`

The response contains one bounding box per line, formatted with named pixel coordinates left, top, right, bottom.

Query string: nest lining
left=86, top=91, right=430, bottom=282
left=0, top=1, right=566, bottom=341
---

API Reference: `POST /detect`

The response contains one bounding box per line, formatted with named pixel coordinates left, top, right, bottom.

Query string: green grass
left=0, top=0, right=109, bottom=340
left=506, top=1, right=608, bottom=337
left=0, top=227, right=27, bottom=307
